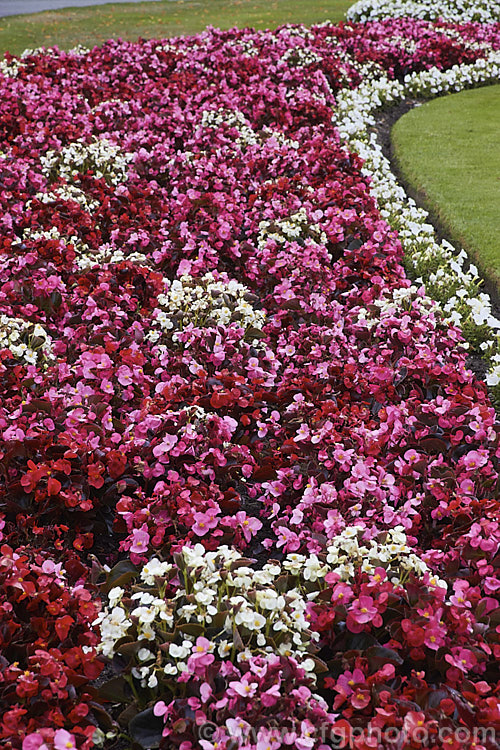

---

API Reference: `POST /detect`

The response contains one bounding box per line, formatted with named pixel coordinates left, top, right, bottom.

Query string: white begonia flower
left=108, top=587, right=125, bottom=606
left=132, top=666, right=150, bottom=681
left=169, top=643, right=190, bottom=659
left=262, top=563, right=281, bottom=577
left=246, top=613, right=267, bottom=631
left=131, top=592, right=155, bottom=604
left=195, top=589, right=216, bottom=606
left=131, top=605, right=158, bottom=624
left=137, top=648, right=154, bottom=662
left=303, top=554, right=328, bottom=582
left=257, top=590, right=286, bottom=611
left=147, top=673, right=158, bottom=689
left=137, top=623, right=156, bottom=641
left=218, top=640, right=232, bottom=658
left=140, top=558, right=172, bottom=585
left=41, top=136, right=133, bottom=186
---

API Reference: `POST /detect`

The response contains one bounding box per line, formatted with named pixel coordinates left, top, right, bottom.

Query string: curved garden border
left=332, top=50, right=500, bottom=394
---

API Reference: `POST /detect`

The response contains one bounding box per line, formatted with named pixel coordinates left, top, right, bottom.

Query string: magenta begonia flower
left=235, top=511, right=262, bottom=542
left=22, top=735, right=48, bottom=750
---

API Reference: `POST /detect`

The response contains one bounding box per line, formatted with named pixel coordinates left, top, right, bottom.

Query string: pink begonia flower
left=350, top=688, right=371, bottom=710
left=129, top=525, right=150, bottom=554
left=292, top=686, right=312, bottom=702
left=192, top=508, right=219, bottom=537
left=228, top=675, right=257, bottom=698
left=484, top=576, right=500, bottom=594
left=423, top=619, right=447, bottom=651
left=290, top=508, right=304, bottom=525
left=22, top=735, right=49, bottom=750
left=404, top=712, right=427, bottom=736
left=152, top=433, right=178, bottom=459
left=333, top=447, right=355, bottom=471
left=404, top=448, right=420, bottom=464
left=235, top=511, right=262, bottom=542
left=378, top=664, right=396, bottom=681
left=459, top=477, right=475, bottom=494
left=335, top=668, right=366, bottom=696
left=276, top=526, right=300, bottom=551
left=116, top=365, right=133, bottom=386
left=101, top=378, right=115, bottom=395
left=445, top=647, right=477, bottom=673
left=53, top=730, right=77, bottom=750
left=177, top=258, right=192, bottom=276
left=200, top=682, right=212, bottom=703
left=462, top=450, right=488, bottom=470
left=153, top=700, right=169, bottom=717
left=248, top=659, right=268, bottom=678
left=226, top=717, right=251, bottom=740
left=369, top=566, right=388, bottom=585
left=41, top=560, right=64, bottom=577
left=256, top=731, right=281, bottom=750
left=187, top=637, right=215, bottom=672
left=199, top=726, right=230, bottom=750
left=295, top=720, right=316, bottom=750
left=330, top=582, right=354, bottom=605
left=449, top=580, right=471, bottom=608
left=260, top=682, right=281, bottom=707
left=349, top=595, right=378, bottom=624
left=294, top=423, right=310, bottom=442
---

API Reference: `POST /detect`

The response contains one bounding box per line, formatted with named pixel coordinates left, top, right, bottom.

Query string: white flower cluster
left=147, top=272, right=265, bottom=341
left=33, top=184, right=99, bottom=212
left=19, top=224, right=150, bottom=271
left=347, top=0, right=500, bottom=23
left=41, top=137, right=134, bottom=185
left=201, top=108, right=260, bottom=147
left=74, top=244, right=150, bottom=271
left=278, top=25, right=315, bottom=41
left=155, top=42, right=187, bottom=56
left=0, top=314, right=53, bottom=366
left=486, top=354, right=500, bottom=387
left=0, top=58, right=25, bottom=77
left=67, top=44, right=91, bottom=56
left=332, top=50, right=500, bottom=384
left=226, top=38, right=260, bottom=57
left=95, top=531, right=448, bottom=685
left=353, top=284, right=440, bottom=330
left=281, top=46, right=323, bottom=68
left=258, top=207, right=328, bottom=251
left=325, top=525, right=448, bottom=589
left=372, top=284, right=437, bottom=315
left=94, top=545, right=325, bottom=687
left=200, top=108, right=300, bottom=151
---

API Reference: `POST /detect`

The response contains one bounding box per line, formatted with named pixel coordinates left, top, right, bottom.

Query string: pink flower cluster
left=0, top=13, right=499, bottom=750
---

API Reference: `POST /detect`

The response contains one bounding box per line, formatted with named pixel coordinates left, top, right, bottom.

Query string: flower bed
left=0, top=6, right=499, bottom=750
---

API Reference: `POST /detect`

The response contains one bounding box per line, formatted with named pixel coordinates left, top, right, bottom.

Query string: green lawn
left=392, top=84, right=500, bottom=284
left=0, top=0, right=352, bottom=56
